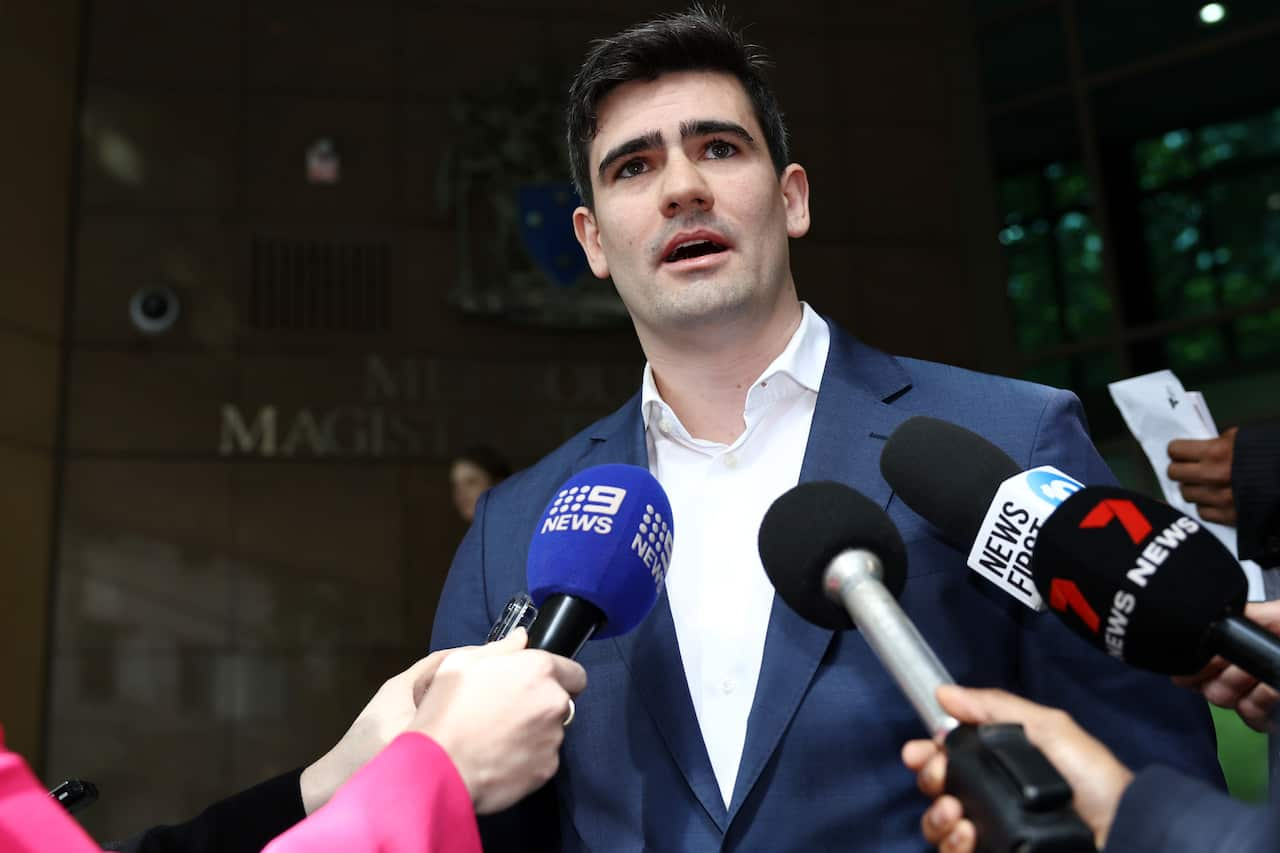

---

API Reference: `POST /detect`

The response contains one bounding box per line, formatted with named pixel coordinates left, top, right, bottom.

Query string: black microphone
left=522, top=464, right=674, bottom=657
left=881, top=416, right=1021, bottom=549
left=759, top=481, right=1095, bottom=853
left=881, top=416, right=1085, bottom=612
left=1030, top=485, right=1280, bottom=687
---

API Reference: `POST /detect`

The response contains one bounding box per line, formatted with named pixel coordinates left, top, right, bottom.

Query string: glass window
left=1004, top=223, right=1063, bottom=352
left=996, top=105, right=1280, bottom=401
left=1207, top=168, right=1280, bottom=307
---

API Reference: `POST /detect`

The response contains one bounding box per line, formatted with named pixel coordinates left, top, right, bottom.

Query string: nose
left=660, top=152, right=714, bottom=216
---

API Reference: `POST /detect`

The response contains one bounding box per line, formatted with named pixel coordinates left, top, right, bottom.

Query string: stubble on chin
left=641, top=273, right=758, bottom=332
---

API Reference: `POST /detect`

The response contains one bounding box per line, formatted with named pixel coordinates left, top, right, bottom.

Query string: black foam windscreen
left=880, top=416, right=1021, bottom=549
left=1030, top=485, right=1248, bottom=675
left=758, top=481, right=908, bottom=630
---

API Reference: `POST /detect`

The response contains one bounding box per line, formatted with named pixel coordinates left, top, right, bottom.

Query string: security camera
left=129, top=286, right=180, bottom=335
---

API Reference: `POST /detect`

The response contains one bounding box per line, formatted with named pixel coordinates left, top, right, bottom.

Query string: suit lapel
left=578, top=322, right=919, bottom=830
left=727, top=320, right=915, bottom=820
left=576, top=396, right=730, bottom=830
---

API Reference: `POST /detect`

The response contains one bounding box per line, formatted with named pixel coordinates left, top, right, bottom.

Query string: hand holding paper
left=1108, top=370, right=1263, bottom=600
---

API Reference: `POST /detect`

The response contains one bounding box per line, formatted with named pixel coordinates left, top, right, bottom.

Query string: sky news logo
left=1026, top=470, right=1083, bottom=507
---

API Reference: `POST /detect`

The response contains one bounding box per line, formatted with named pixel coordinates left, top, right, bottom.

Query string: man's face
left=573, top=71, right=809, bottom=342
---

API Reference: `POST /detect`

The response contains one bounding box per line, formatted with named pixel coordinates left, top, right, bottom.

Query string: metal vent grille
left=249, top=239, right=391, bottom=332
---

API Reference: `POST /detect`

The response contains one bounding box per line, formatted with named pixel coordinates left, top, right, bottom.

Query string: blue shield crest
left=517, top=182, right=589, bottom=287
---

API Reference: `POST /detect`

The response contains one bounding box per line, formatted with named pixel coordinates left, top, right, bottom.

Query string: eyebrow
left=679, top=119, right=755, bottom=147
left=595, top=120, right=757, bottom=180
left=597, top=130, right=663, bottom=181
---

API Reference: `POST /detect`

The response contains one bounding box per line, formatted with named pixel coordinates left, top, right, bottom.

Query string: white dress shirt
left=641, top=303, right=830, bottom=807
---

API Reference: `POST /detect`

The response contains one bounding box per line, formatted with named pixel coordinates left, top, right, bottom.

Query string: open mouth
left=664, top=239, right=729, bottom=263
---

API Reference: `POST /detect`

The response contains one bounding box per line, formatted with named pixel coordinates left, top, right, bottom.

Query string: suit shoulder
left=895, top=357, right=1073, bottom=414
left=484, top=394, right=641, bottom=507
left=888, top=357, right=1095, bottom=470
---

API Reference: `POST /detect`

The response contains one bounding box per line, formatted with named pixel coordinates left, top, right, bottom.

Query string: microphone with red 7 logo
left=1030, top=485, right=1280, bottom=688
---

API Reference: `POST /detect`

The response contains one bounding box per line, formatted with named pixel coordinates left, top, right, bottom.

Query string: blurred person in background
left=450, top=446, right=513, bottom=524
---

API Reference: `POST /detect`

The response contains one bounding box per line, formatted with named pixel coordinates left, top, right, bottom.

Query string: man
left=431, top=7, right=1223, bottom=850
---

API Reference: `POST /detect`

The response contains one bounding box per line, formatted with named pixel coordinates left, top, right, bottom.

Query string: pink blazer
left=264, top=733, right=482, bottom=853
left=0, top=731, right=481, bottom=853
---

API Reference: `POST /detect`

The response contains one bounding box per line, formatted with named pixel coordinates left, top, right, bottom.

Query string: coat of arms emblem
left=437, top=67, right=628, bottom=328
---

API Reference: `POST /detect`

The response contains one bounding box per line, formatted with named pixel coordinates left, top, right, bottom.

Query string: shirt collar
left=641, top=302, right=829, bottom=430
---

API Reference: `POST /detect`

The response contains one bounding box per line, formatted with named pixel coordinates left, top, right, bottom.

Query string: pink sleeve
left=0, top=748, right=102, bottom=853
left=264, top=733, right=482, bottom=853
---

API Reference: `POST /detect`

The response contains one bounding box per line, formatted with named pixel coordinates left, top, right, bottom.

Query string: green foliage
left=1135, top=129, right=1196, bottom=191
left=1211, top=704, right=1268, bottom=803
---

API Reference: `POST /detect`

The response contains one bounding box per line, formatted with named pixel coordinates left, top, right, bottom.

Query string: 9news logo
left=540, top=484, right=627, bottom=535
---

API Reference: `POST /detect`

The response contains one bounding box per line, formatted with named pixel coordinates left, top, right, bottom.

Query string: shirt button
left=658, top=417, right=674, bottom=434
left=722, top=453, right=738, bottom=469
left=721, top=679, right=736, bottom=694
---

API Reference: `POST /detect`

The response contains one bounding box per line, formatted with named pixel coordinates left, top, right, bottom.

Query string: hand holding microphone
left=1173, top=600, right=1280, bottom=733
left=759, top=482, right=1095, bottom=852
left=880, top=415, right=1084, bottom=612
left=902, top=686, right=1134, bottom=853
left=413, top=630, right=587, bottom=814
left=1028, top=485, right=1280, bottom=689
left=882, top=415, right=1280, bottom=729
left=522, top=463, right=673, bottom=659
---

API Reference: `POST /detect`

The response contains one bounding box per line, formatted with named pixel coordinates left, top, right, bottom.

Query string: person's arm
left=1, top=742, right=104, bottom=853
left=104, top=770, right=306, bottom=853
left=431, top=490, right=561, bottom=852
left=1166, top=422, right=1280, bottom=567
left=1231, top=423, right=1280, bottom=566
left=266, top=733, right=479, bottom=853
left=902, top=686, right=1280, bottom=853
left=1106, top=764, right=1279, bottom=853
left=264, top=632, right=586, bottom=853
left=109, top=651, right=458, bottom=853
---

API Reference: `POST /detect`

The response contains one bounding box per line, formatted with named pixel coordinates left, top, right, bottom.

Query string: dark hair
left=566, top=4, right=789, bottom=208
left=453, top=445, right=512, bottom=482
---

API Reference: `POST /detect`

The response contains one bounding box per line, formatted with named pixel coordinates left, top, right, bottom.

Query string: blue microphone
left=525, top=464, right=674, bottom=657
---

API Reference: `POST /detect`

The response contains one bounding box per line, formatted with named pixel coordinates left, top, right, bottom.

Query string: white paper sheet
left=1108, top=370, right=1264, bottom=600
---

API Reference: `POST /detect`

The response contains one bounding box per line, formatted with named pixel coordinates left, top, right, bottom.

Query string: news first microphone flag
left=1109, top=369, right=1265, bottom=600
left=880, top=416, right=1084, bottom=613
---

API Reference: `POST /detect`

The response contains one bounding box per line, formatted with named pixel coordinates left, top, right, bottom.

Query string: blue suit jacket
left=1106, top=766, right=1278, bottom=852
left=431, top=320, right=1224, bottom=852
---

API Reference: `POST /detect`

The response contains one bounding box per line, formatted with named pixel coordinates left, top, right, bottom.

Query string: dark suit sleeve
left=1105, top=766, right=1279, bottom=852
left=103, top=768, right=305, bottom=853
left=430, top=490, right=561, bottom=853
left=1232, top=422, right=1280, bottom=569
left=1014, top=391, right=1226, bottom=786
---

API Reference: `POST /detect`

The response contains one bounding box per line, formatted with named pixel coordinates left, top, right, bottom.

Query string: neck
left=641, top=301, right=804, bottom=445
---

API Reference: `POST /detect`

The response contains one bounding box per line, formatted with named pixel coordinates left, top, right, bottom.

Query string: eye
left=617, top=159, right=648, bottom=179
left=705, top=139, right=737, bottom=160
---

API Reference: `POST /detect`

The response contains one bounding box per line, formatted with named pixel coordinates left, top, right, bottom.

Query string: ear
left=780, top=164, right=811, bottom=239
left=573, top=206, right=611, bottom=279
